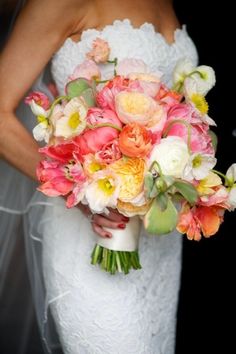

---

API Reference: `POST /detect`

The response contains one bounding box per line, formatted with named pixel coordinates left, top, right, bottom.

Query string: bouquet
left=26, top=38, right=236, bottom=274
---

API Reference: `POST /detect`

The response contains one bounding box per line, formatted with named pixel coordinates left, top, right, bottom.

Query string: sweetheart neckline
left=65, top=18, right=186, bottom=48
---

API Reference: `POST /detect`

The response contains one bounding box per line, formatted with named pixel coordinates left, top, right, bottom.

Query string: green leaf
left=66, top=78, right=92, bottom=98
left=208, top=130, right=218, bottom=152
left=156, top=193, right=168, bottom=211
left=144, top=196, right=178, bottom=235
left=173, top=180, right=198, bottom=205
left=81, top=88, right=96, bottom=107
left=144, top=172, right=155, bottom=198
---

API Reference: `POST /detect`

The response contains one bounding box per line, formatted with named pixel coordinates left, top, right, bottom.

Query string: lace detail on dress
left=42, top=19, right=198, bottom=354
left=51, top=19, right=198, bottom=94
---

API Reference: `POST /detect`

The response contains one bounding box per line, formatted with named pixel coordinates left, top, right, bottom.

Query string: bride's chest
left=51, top=20, right=198, bottom=95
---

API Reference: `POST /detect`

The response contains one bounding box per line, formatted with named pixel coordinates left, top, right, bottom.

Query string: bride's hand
left=77, top=204, right=129, bottom=238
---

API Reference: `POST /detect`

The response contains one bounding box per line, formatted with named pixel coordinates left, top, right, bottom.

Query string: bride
left=0, top=0, right=198, bottom=353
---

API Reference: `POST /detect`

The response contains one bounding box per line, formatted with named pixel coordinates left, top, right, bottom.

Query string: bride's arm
left=0, top=0, right=83, bottom=179
left=0, top=0, right=127, bottom=236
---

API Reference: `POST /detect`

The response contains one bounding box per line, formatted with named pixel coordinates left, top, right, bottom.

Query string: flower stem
left=212, top=169, right=231, bottom=186
left=87, top=123, right=122, bottom=131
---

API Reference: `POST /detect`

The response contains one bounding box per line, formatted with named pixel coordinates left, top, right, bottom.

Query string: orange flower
left=118, top=123, right=152, bottom=158
left=110, top=158, right=146, bottom=202
left=177, top=203, right=223, bottom=241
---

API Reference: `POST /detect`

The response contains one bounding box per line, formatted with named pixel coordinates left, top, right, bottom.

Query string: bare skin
left=0, top=0, right=180, bottom=237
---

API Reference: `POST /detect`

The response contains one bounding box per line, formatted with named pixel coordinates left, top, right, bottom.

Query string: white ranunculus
left=149, top=136, right=190, bottom=178
left=172, top=58, right=194, bottom=85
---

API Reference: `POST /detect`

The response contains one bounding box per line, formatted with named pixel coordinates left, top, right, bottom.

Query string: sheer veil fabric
left=0, top=1, right=62, bottom=352
left=0, top=2, right=198, bottom=353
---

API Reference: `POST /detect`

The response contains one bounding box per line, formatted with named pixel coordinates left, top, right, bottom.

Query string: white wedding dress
left=41, top=20, right=198, bottom=354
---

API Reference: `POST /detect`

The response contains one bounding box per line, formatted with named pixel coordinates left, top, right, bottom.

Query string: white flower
left=173, top=58, right=194, bottom=85
left=191, top=65, right=216, bottom=96
left=30, top=100, right=49, bottom=117
left=149, top=136, right=190, bottom=178
left=226, top=163, right=236, bottom=185
left=54, top=97, right=88, bottom=139
left=85, top=170, right=120, bottom=213
left=183, top=153, right=217, bottom=181
left=32, top=122, right=52, bottom=143
left=226, top=163, right=236, bottom=210
left=184, top=78, right=216, bottom=125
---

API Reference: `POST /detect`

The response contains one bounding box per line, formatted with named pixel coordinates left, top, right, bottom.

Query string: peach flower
left=86, top=38, right=110, bottom=63
left=177, top=203, right=224, bottom=241
left=115, top=91, right=166, bottom=128
left=118, top=123, right=152, bottom=158
left=110, top=157, right=146, bottom=202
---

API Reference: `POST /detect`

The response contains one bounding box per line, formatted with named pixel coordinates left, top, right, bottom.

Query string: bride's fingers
left=93, top=214, right=127, bottom=230
left=92, top=223, right=112, bottom=239
left=105, top=209, right=129, bottom=223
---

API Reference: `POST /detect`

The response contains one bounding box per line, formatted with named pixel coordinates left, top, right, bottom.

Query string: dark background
left=0, top=0, right=235, bottom=353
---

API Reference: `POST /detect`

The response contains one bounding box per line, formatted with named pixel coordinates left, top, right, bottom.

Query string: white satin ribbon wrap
left=96, top=216, right=141, bottom=251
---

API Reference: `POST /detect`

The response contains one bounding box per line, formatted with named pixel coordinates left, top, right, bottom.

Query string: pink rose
left=86, top=38, right=110, bottom=63
left=25, top=91, right=50, bottom=110
left=68, top=60, right=101, bottom=81
left=74, top=108, right=122, bottom=155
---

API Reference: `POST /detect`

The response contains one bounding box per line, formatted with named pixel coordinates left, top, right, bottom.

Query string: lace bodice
left=51, top=19, right=198, bottom=94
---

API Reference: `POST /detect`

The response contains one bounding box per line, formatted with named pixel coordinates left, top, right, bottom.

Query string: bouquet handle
left=91, top=216, right=142, bottom=274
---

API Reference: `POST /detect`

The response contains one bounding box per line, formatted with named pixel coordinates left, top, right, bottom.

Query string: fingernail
left=122, top=217, right=129, bottom=222
left=118, top=223, right=126, bottom=229
left=105, top=233, right=112, bottom=238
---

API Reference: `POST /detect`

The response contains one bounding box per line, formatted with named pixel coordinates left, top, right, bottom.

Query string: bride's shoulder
left=24, top=0, right=87, bottom=34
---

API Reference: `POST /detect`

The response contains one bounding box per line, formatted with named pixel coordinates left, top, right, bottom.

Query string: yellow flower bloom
left=197, top=171, right=222, bottom=195
left=110, top=158, right=146, bottom=202
left=190, top=93, right=209, bottom=115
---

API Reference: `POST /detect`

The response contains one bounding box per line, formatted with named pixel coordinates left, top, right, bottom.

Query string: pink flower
left=96, top=76, right=141, bottom=111
left=74, top=108, right=122, bottom=155
left=155, top=84, right=182, bottom=107
left=68, top=60, right=101, bottom=81
left=95, top=139, right=122, bottom=164
left=116, top=58, right=149, bottom=77
left=37, top=160, right=74, bottom=197
left=86, top=38, right=110, bottom=63
left=39, top=142, right=81, bottom=163
left=25, top=91, right=50, bottom=110
left=165, top=104, right=214, bottom=154
left=37, top=159, right=87, bottom=206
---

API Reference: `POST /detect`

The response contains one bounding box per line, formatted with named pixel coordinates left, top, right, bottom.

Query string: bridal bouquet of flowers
left=26, top=38, right=236, bottom=274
